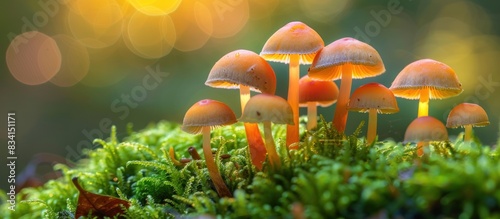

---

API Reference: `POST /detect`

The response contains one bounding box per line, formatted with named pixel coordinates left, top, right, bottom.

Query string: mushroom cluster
left=180, top=21, right=491, bottom=197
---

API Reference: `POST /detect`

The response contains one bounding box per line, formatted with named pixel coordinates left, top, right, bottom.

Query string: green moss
left=2, top=118, right=500, bottom=218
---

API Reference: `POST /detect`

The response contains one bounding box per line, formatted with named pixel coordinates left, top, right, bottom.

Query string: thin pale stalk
left=367, top=108, right=377, bottom=145
left=333, top=64, right=353, bottom=133
left=202, top=126, right=232, bottom=197
left=264, top=121, right=281, bottom=169
left=286, top=54, right=300, bottom=147
left=418, top=89, right=429, bottom=117
left=464, top=124, right=473, bottom=142
left=307, top=102, right=317, bottom=131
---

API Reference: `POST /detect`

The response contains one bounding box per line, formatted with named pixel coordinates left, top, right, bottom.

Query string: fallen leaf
left=72, top=177, right=130, bottom=218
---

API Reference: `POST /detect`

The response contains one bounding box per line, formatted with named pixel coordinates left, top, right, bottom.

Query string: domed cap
left=260, top=21, right=324, bottom=64
left=446, top=103, right=489, bottom=128
left=308, top=37, right=385, bottom=81
left=390, top=59, right=463, bottom=99
left=404, top=116, right=448, bottom=143
left=348, top=82, right=399, bottom=114
left=206, top=49, right=277, bottom=94
left=182, top=99, right=237, bottom=134
left=239, top=94, right=294, bottom=125
left=299, top=75, right=339, bottom=107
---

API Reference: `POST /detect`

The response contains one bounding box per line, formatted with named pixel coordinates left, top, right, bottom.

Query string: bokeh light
left=195, top=0, right=250, bottom=38
left=67, top=0, right=124, bottom=48
left=299, top=0, right=350, bottom=23
left=171, top=0, right=212, bottom=52
left=123, top=10, right=176, bottom=59
left=6, top=31, right=61, bottom=85
left=49, top=34, right=90, bottom=87
left=248, top=0, right=280, bottom=20
left=127, top=0, right=181, bottom=16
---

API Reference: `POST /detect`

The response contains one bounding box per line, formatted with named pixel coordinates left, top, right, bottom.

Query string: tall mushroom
left=181, top=99, right=236, bottom=197
left=298, top=75, right=339, bottom=131
left=206, top=49, right=276, bottom=170
left=308, top=37, right=385, bottom=133
left=348, top=82, right=399, bottom=145
left=389, top=59, right=463, bottom=117
left=239, top=94, right=294, bottom=169
left=446, top=103, right=489, bottom=142
left=404, top=116, right=448, bottom=157
left=260, top=21, right=324, bottom=147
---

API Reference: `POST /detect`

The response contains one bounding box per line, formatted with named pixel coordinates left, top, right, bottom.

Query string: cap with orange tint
left=404, top=116, right=448, bottom=143
left=348, top=82, right=399, bottom=113
left=239, top=94, right=294, bottom=125
left=390, top=59, right=462, bottom=100
left=181, top=99, right=237, bottom=134
left=205, top=49, right=276, bottom=94
left=348, top=82, right=398, bottom=144
left=390, top=59, right=463, bottom=117
left=308, top=37, right=385, bottom=81
left=446, top=103, right=489, bottom=142
left=260, top=21, right=324, bottom=64
left=299, top=75, right=339, bottom=131
left=299, top=75, right=339, bottom=107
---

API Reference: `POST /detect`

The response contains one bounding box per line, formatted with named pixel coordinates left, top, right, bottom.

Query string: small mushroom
left=446, top=103, right=489, bottom=142
left=348, top=82, right=399, bottom=145
left=298, top=75, right=339, bottom=131
left=260, top=21, right=324, bottom=147
left=308, top=37, right=385, bottom=133
left=181, top=99, right=236, bottom=197
left=239, top=94, right=294, bottom=169
left=404, top=116, right=448, bottom=157
left=390, top=59, right=463, bottom=117
left=206, top=49, right=277, bottom=170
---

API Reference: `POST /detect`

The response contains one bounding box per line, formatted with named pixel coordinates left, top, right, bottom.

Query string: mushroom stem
left=202, top=126, right=232, bottom=197
left=243, top=123, right=266, bottom=170
left=286, top=54, right=300, bottom=147
left=416, top=141, right=428, bottom=157
left=333, top=64, right=353, bottom=133
left=240, top=85, right=251, bottom=110
left=263, top=121, right=281, bottom=169
left=240, top=85, right=266, bottom=170
left=307, top=102, right=317, bottom=131
left=367, top=108, right=377, bottom=145
left=464, top=124, right=473, bottom=142
left=418, top=89, right=429, bottom=117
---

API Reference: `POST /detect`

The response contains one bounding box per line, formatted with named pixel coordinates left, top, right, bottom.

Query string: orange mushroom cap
left=260, top=21, right=324, bottom=64
left=205, top=49, right=277, bottom=94
left=390, top=59, right=463, bottom=99
left=308, top=37, right=385, bottom=81
left=446, top=103, right=490, bottom=128
left=298, top=75, right=339, bottom=107
left=181, top=99, right=237, bottom=134
left=239, top=94, right=294, bottom=125
left=348, top=82, right=399, bottom=114
left=404, top=116, right=448, bottom=143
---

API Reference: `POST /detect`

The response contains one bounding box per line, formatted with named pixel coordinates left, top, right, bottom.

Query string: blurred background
left=1, top=0, right=499, bottom=191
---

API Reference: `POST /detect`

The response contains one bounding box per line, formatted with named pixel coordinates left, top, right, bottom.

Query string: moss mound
left=2, top=119, right=500, bottom=218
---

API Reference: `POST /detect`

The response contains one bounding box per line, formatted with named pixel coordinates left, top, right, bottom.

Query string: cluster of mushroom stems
left=180, top=21, right=490, bottom=198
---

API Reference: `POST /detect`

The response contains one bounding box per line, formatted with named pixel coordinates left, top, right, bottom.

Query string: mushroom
left=298, top=75, right=339, bottom=131
left=348, top=82, right=399, bottom=145
left=181, top=99, right=236, bottom=197
left=206, top=49, right=277, bottom=170
left=389, top=59, right=463, bottom=117
left=239, top=94, right=294, bottom=169
left=404, top=116, right=448, bottom=157
left=308, top=37, right=385, bottom=133
left=446, top=103, right=489, bottom=142
left=260, top=21, right=324, bottom=147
